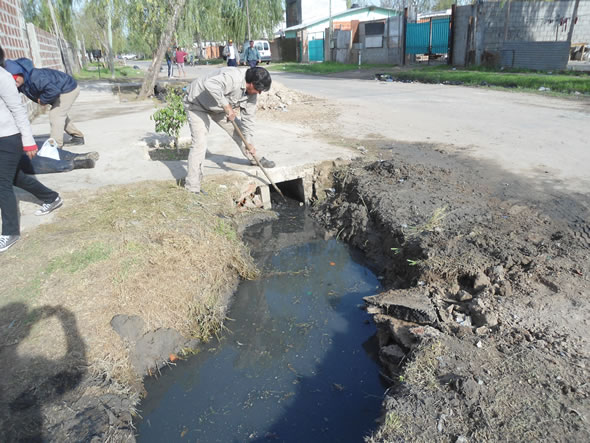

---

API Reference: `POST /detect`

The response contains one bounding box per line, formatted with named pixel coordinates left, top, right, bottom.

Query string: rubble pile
left=257, top=81, right=311, bottom=111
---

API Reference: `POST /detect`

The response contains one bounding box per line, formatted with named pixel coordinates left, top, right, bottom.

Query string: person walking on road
left=5, top=58, right=85, bottom=148
left=165, top=47, right=175, bottom=78
left=222, top=40, right=239, bottom=67
left=175, top=47, right=187, bottom=77
left=183, top=67, right=275, bottom=194
left=243, top=40, right=261, bottom=68
left=0, top=47, right=63, bottom=253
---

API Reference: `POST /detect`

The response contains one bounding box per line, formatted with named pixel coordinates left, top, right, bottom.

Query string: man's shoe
left=255, top=157, right=275, bottom=168
left=35, top=196, right=63, bottom=216
left=0, top=235, right=20, bottom=252
left=73, top=158, right=96, bottom=169
left=79, top=151, right=99, bottom=162
left=65, top=136, right=85, bottom=146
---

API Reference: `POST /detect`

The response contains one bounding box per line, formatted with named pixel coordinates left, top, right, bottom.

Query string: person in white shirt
left=222, top=40, right=239, bottom=67
left=0, top=46, right=63, bottom=252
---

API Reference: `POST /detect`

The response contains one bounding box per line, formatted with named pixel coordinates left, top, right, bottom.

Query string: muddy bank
left=311, top=154, right=590, bottom=441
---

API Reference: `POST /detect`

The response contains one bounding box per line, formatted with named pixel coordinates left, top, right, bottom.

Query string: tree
left=22, top=0, right=76, bottom=42
left=78, top=0, right=126, bottom=61
left=138, top=0, right=187, bottom=99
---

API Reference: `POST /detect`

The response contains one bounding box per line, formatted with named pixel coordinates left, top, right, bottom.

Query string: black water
left=136, top=205, right=385, bottom=442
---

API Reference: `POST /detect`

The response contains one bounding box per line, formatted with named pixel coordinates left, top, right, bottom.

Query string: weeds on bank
left=405, top=206, right=447, bottom=237
left=390, top=65, right=590, bottom=94
left=402, top=340, right=445, bottom=391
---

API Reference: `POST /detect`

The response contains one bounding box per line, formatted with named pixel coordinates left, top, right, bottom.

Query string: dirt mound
left=312, top=156, right=590, bottom=441
left=257, top=80, right=313, bottom=111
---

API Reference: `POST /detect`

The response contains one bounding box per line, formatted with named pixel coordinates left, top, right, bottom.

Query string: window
left=365, top=22, right=385, bottom=36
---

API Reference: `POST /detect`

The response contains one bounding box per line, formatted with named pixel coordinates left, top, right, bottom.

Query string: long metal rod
left=231, top=120, right=286, bottom=200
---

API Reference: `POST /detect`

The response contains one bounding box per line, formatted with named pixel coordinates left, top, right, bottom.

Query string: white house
left=284, top=5, right=398, bottom=62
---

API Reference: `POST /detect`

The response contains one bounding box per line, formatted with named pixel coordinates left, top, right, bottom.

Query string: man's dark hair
left=245, top=67, right=271, bottom=92
left=0, top=46, right=5, bottom=68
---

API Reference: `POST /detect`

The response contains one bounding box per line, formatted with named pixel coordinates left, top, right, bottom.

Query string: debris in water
left=332, top=383, right=345, bottom=391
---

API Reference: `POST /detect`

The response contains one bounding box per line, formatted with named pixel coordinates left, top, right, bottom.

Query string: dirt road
left=274, top=72, right=590, bottom=194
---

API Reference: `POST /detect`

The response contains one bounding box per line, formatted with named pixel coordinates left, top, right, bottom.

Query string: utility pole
left=567, top=0, right=580, bottom=43
left=246, top=0, right=252, bottom=41
left=328, top=0, right=333, bottom=62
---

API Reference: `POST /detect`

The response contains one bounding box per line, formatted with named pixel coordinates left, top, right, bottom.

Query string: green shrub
left=151, top=90, right=187, bottom=148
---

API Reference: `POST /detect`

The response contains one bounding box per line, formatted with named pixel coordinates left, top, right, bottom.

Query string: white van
left=242, top=40, right=272, bottom=64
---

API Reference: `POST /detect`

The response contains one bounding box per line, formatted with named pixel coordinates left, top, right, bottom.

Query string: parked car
left=121, top=53, right=137, bottom=60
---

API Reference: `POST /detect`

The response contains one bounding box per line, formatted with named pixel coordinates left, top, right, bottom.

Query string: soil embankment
left=311, top=150, right=590, bottom=440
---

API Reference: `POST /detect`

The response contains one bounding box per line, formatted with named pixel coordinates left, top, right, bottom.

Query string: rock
left=470, top=304, right=498, bottom=328
left=496, top=280, right=512, bottom=297
left=373, top=314, right=420, bottom=350
left=475, top=326, right=488, bottom=336
left=491, top=265, right=505, bottom=281
left=130, top=328, right=191, bottom=375
left=473, top=271, right=491, bottom=293
left=379, top=344, right=406, bottom=373
left=110, top=314, right=145, bottom=343
left=458, top=290, right=473, bottom=302
left=409, top=325, right=441, bottom=339
left=364, top=288, right=438, bottom=325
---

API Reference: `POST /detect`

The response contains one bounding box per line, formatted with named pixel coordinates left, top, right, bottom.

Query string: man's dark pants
left=0, top=134, right=58, bottom=235
left=227, top=59, right=237, bottom=67
left=19, top=148, right=79, bottom=174
left=248, top=60, right=258, bottom=68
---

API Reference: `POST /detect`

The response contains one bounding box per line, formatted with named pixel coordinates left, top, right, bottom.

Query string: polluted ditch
left=135, top=201, right=387, bottom=442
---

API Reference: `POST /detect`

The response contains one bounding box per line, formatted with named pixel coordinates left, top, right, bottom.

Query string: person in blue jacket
left=4, top=58, right=85, bottom=148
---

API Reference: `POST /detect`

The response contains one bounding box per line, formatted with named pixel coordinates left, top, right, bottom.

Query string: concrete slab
left=14, top=81, right=357, bottom=233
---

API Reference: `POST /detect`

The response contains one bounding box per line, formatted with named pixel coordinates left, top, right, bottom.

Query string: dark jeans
left=0, top=134, right=59, bottom=235
left=227, top=59, right=237, bottom=67
left=19, top=149, right=77, bottom=174
left=247, top=60, right=258, bottom=68
left=166, top=59, right=172, bottom=77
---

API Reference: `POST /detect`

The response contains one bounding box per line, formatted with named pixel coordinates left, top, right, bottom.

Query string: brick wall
left=0, top=0, right=30, bottom=59
left=1, top=0, right=69, bottom=72
left=34, top=26, right=65, bottom=70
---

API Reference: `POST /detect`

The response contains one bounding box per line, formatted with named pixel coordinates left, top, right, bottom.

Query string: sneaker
left=0, top=235, right=20, bottom=252
left=65, top=136, right=85, bottom=146
left=35, top=196, right=63, bottom=216
left=253, top=157, right=276, bottom=168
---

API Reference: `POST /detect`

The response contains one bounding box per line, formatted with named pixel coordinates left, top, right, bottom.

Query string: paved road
left=273, top=71, right=590, bottom=195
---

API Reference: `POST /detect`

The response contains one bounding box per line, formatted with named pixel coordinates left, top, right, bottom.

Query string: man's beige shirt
left=186, top=67, right=257, bottom=141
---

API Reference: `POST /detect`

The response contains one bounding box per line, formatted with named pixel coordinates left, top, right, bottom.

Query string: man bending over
left=184, top=67, right=275, bottom=194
